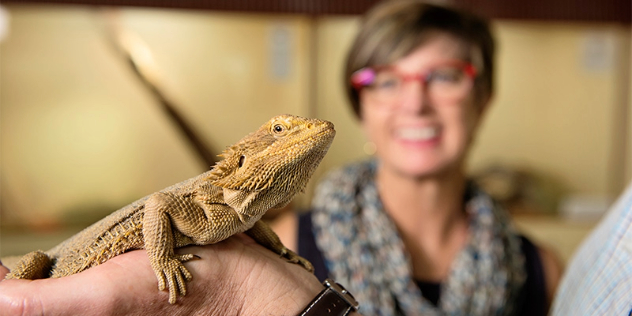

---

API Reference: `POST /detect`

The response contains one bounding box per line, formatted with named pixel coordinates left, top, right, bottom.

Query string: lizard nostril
left=307, top=123, right=313, bottom=129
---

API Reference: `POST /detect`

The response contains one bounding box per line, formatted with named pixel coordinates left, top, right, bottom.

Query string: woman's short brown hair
left=344, top=0, right=496, bottom=118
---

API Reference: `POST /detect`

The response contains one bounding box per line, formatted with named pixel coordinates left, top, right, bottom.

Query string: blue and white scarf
left=311, top=160, right=526, bottom=315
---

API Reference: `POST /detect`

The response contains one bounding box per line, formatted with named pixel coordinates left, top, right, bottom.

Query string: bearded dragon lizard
left=5, top=114, right=335, bottom=304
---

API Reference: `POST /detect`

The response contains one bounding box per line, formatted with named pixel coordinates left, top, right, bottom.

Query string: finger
left=0, top=280, right=43, bottom=315
left=0, top=275, right=112, bottom=315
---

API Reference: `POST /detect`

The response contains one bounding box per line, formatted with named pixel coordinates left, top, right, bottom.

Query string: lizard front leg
left=245, top=220, right=314, bottom=272
left=143, top=190, right=243, bottom=304
left=143, top=192, right=198, bottom=304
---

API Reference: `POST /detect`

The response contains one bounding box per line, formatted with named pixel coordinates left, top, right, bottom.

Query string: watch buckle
left=324, top=279, right=360, bottom=310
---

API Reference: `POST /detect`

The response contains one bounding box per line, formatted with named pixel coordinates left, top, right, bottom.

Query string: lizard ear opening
left=208, top=152, right=272, bottom=191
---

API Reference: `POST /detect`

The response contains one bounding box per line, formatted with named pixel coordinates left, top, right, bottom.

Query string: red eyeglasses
left=351, top=60, right=477, bottom=104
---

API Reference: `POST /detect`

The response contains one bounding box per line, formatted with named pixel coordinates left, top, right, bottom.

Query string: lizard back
left=46, top=170, right=215, bottom=276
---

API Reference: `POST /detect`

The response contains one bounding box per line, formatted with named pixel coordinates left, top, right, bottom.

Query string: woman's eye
left=372, top=75, right=400, bottom=90
left=428, top=68, right=462, bottom=83
left=377, top=79, right=398, bottom=88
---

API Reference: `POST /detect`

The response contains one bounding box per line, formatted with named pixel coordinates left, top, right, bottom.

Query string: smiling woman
left=272, top=1, right=563, bottom=315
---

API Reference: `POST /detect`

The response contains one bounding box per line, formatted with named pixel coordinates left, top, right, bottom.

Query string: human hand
left=0, top=234, right=324, bottom=316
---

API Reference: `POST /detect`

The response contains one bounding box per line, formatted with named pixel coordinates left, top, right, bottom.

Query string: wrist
left=252, top=281, right=324, bottom=315
left=298, top=279, right=360, bottom=316
left=239, top=266, right=324, bottom=315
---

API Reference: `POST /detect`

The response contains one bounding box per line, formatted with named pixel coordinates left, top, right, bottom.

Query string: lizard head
left=208, top=115, right=335, bottom=199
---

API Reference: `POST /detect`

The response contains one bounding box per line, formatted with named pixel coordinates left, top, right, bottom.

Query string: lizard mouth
left=306, top=125, right=336, bottom=148
left=314, top=120, right=336, bottom=137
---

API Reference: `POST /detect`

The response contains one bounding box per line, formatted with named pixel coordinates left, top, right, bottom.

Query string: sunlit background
left=0, top=0, right=630, bottom=263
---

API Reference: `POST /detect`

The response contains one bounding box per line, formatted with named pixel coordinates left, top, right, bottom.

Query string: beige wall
left=0, top=5, right=313, bottom=225
left=1, top=5, right=630, bottom=228
left=471, top=22, right=631, bottom=197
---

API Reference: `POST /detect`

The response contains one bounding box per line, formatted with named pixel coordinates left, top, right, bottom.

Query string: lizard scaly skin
left=5, top=114, right=335, bottom=304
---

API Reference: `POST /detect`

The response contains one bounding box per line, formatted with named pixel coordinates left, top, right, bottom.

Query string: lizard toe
left=167, top=272, right=178, bottom=304
left=178, top=261, right=193, bottom=282
left=155, top=269, right=167, bottom=291
left=279, top=248, right=314, bottom=272
left=175, top=253, right=197, bottom=263
left=151, top=257, right=193, bottom=304
left=176, top=268, right=189, bottom=297
left=299, top=258, right=314, bottom=273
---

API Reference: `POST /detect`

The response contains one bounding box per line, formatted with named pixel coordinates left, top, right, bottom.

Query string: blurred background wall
left=0, top=1, right=630, bottom=261
left=1, top=6, right=313, bottom=228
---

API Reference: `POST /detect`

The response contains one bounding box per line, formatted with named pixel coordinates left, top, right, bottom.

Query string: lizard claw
left=152, top=255, right=195, bottom=304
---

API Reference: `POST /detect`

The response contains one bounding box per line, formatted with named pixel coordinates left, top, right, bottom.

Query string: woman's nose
left=396, top=81, right=428, bottom=113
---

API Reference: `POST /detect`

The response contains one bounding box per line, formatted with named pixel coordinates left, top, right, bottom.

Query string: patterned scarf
left=311, top=160, right=526, bottom=316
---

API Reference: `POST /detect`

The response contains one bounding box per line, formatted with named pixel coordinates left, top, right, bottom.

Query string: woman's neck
left=376, top=166, right=467, bottom=235
left=375, top=165, right=470, bottom=281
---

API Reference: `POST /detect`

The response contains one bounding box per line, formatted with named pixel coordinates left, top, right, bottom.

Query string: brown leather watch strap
left=299, top=279, right=359, bottom=316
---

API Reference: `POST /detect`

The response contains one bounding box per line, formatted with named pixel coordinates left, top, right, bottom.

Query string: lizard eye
left=272, top=124, right=285, bottom=134
left=238, top=155, right=245, bottom=168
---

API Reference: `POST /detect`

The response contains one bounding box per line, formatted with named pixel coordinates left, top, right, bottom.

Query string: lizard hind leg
left=5, top=250, right=54, bottom=279
left=245, top=220, right=314, bottom=273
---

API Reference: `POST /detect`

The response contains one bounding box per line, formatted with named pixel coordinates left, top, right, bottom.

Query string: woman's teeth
left=397, top=127, right=438, bottom=141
